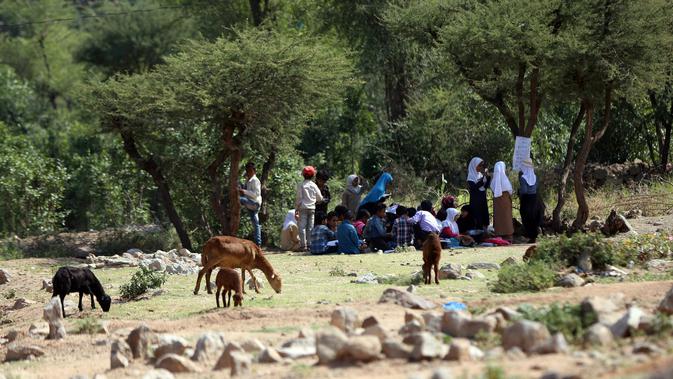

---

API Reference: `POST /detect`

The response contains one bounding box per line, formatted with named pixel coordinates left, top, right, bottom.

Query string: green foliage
left=490, top=261, right=556, bottom=293
left=481, top=366, right=510, bottom=379
left=328, top=266, right=347, bottom=277
left=94, top=227, right=179, bottom=256
left=533, top=233, right=615, bottom=270
left=4, top=289, right=16, bottom=300
left=74, top=317, right=101, bottom=335
left=120, top=267, right=167, bottom=300
left=612, top=233, right=673, bottom=266
left=0, top=239, right=23, bottom=260
left=517, top=303, right=596, bottom=343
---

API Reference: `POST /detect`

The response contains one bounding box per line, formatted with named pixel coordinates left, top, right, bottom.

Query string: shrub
left=490, top=261, right=556, bottom=293
left=517, top=303, right=595, bottom=343
left=0, top=239, right=23, bottom=260
left=120, top=267, right=167, bottom=300
left=94, top=226, right=178, bottom=256
left=74, top=317, right=101, bottom=334
left=612, top=233, right=673, bottom=266
left=533, top=233, right=615, bottom=270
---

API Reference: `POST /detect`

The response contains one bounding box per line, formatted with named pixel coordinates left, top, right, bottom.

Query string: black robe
left=468, top=176, right=491, bottom=229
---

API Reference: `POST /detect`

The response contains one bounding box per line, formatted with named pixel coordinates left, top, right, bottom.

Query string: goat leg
left=434, top=264, right=439, bottom=285
left=248, top=269, right=260, bottom=294
left=89, top=288, right=96, bottom=309
left=216, top=288, right=221, bottom=308
left=227, top=290, right=232, bottom=308
left=194, top=256, right=226, bottom=295
left=78, top=292, right=84, bottom=311
left=241, top=268, right=247, bottom=295
left=205, top=269, right=213, bottom=294
left=60, top=294, right=67, bottom=318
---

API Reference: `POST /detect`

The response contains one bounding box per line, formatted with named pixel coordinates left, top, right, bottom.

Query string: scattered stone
left=298, top=327, right=315, bottom=340
left=6, top=329, right=22, bottom=343
left=577, top=251, right=592, bottom=272
left=214, top=342, right=244, bottom=370
left=240, top=338, right=265, bottom=353
left=580, top=294, right=625, bottom=324
left=353, top=272, right=379, bottom=284
left=362, top=316, right=380, bottom=329
left=430, top=368, right=453, bottom=379
left=625, top=209, right=642, bottom=219
left=111, top=339, right=132, bottom=369
left=658, top=285, right=673, bottom=315
left=258, top=347, right=283, bottom=363
left=155, top=354, right=201, bottom=373
left=154, top=335, right=189, bottom=360
left=446, top=338, right=478, bottom=361
left=438, top=264, right=462, bottom=280
left=633, top=342, right=663, bottom=355
left=610, top=306, right=643, bottom=338
left=501, top=257, right=517, bottom=266
left=533, top=333, right=569, bottom=355
left=382, top=338, right=412, bottom=359
left=364, top=324, right=391, bottom=342
left=192, top=332, right=226, bottom=364
left=142, top=369, right=175, bottom=379
left=0, top=269, right=11, bottom=285
left=602, top=210, right=636, bottom=236
left=28, top=322, right=49, bottom=337
left=229, top=351, right=252, bottom=376
left=406, top=285, right=417, bottom=293
left=43, top=297, right=66, bottom=340
left=316, top=327, right=349, bottom=364
left=399, top=320, right=424, bottom=335
left=246, top=277, right=264, bottom=291
left=330, top=307, right=361, bottom=334
left=379, top=288, right=436, bottom=310
left=465, top=270, right=485, bottom=280
left=441, top=311, right=496, bottom=338
left=584, top=324, right=614, bottom=347
left=645, top=259, right=673, bottom=272
left=92, top=374, right=108, bottom=379
left=422, top=312, right=442, bottom=333
left=127, top=324, right=157, bottom=359
left=557, top=274, right=585, bottom=288
left=502, top=320, right=551, bottom=354
left=466, top=262, right=500, bottom=270
left=277, top=337, right=316, bottom=359
left=506, top=346, right=526, bottom=360
left=405, top=332, right=445, bottom=361
left=41, top=279, right=53, bottom=292
left=5, top=343, right=45, bottom=361
left=12, top=298, right=35, bottom=310
left=341, top=335, right=382, bottom=362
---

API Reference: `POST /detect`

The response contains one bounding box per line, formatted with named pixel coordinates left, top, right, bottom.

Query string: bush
left=74, top=317, right=101, bottom=334
left=612, top=233, right=673, bottom=266
left=533, top=233, right=615, bottom=270
left=94, top=226, right=178, bottom=256
left=490, top=261, right=556, bottom=293
left=0, top=239, right=23, bottom=260
left=120, top=267, right=167, bottom=300
left=517, top=303, right=596, bottom=343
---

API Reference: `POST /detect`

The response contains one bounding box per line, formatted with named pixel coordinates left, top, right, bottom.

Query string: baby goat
left=422, top=233, right=442, bottom=285
left=52, top=266, right=111, bottom=317
left=215, top=268, right=243, bottom=308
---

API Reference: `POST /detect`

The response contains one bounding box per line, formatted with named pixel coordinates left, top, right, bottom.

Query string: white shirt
left=295, top=180, right=323, bottom=210
left=409, top=210, right=441, bottom=233
left=242, top=175, right=262, bottom=205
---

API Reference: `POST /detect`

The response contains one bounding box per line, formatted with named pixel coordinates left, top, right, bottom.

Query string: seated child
left=409, top=200, right=441, bottom=249
left=335, top=206, right=366, bottom=254
left=364, top=203, right=389, bottom=252
left=353, top=208, right=370, bottom=238
left=456, top=205, right=477, bottom=234
left=440, top=208, right=460, bottom=238
left=391, top=205, right=412, bottom=247
left=310, top=211, right=338, bottom=255
left=326, top=210, right=338, bottom=232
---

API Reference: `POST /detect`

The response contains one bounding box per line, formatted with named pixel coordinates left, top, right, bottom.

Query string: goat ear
left=271, top=273, right=276, bottom=279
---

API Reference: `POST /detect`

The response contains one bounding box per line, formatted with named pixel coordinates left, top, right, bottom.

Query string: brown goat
left=194, top=236, right=282, bottom=295
left=523, top=245, right=537, bottom=262
left=422, top=233, right=441, bottom=285
left=215, top=268, right=243, bottom=308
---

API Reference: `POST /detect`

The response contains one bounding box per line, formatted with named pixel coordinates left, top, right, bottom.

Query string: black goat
left=52, top=267, right=111, bottom=317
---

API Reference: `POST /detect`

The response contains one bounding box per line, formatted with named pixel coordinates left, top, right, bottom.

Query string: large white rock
left=43, top=297, right=66, bottom=340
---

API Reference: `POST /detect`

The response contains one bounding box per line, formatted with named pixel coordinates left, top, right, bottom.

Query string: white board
left=513, top=136, right=531, bottom=171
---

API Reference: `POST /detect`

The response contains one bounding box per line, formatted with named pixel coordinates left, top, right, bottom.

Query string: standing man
left=239, top=162, right=262, bottom=246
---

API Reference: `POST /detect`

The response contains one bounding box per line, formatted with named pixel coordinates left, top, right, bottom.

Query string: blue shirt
left=337, top=220, right=362, bottom=254
left=519, top=176, right=537, bottom=195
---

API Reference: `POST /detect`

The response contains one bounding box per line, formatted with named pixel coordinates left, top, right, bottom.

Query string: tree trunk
left=384, top=54, right=408, bottom=122
left=258, top=149, right=277, bottom=225
left=552, top=103, right=585, bottom=231
left=571, top=100, right=594, bottom=230
left=227, top=143, right=242, bottom=236
left=249, top=0, right=269, bottom=26
left=207, top=127, right=231, bottom=235
left=119, top=131, right=192, bottom=250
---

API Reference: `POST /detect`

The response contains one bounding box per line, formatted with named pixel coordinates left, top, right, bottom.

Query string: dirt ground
left=1, top=217, right=673, bottom=379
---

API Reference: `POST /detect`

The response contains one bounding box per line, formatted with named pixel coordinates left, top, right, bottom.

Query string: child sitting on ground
left=335, top=206, right=367, bottom=254
left=326, top=210, right=338, bottom=232
left=364, top=203, right=389, bottom=252
left=391, top=205, right=412, bottom=248
left=310, top=211, right=338, bottom=255
left=353, top=208, right=370, bottom=238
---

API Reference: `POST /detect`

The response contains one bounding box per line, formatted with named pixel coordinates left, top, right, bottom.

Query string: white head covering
left=282, top=210, right=297, bottom=231
left=442, top=208, right=460, bottom=235
left=346, top=174, right=361, bottom=194
left=521, top=158, right=537, bottom=186
left=490, top=161, right=513, bottom=198
left=467, top=157, right=484, bottom=183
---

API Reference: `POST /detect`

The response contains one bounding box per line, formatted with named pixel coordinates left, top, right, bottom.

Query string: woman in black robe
left=467, top=157, right=491, bottom=231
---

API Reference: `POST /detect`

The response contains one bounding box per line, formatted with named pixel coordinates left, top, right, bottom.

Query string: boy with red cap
left=295, top=166, right=323, bottom=250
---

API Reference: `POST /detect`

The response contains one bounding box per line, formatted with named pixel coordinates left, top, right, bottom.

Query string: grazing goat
left=422, top=233, right=441, bottom=285
left=194, top=236, right=282, bottom=295
left=523, top=245, right=537, bottom=262
left=52, top=267, right=111, bottom=317
left=215, top=268, right=243, bottom=308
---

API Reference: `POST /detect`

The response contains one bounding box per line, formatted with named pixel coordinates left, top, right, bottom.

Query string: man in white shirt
left=239, top=162, right=262, bottom=245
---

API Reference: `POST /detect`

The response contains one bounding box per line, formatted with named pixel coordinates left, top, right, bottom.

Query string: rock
left=43, top=297, right=66, bottom=340
left=501, top=257, right=517, bottom=266
left=584, top=324, right=614, bottom=347
left=633, top=342, right=663, bottom=355
left=405, top=332, right=445, bottom=361
left=229, top=351, right=252, bottom=376
left=127, top=324, right=157, bottom=359
left=277, top=337, right=316, bottom=359
left=111, top=339, right=132, bottom=369
left=5, top=343, right=45, bottom=361
left=93, top=374, right=108, bottom=379
left=505, top=346, right=526, bottom=360
left=379, top=288, right=436, bottom=310
left=142, top=369, right=175, bottom=379
left=465, top=270, right=485, bottom=280
left=353, top=272, right=379, bottom=284
left=316, top=327, right=348, bottom=364
left=28, top=322, right=49, bottom=337
left=441, top=311, right=496, bottom=338
left=406, top=285, right=417, bottom=293
left=12, top=298, right=35, bottom=310
left=363, top=324, right=391, bottom=342
left=446, top=338, right=479, bottom=361
left=557, top=273, right=585, bottom=288
left=646, top=259, right=673, bottom=272
left=577, top=251, right=592, bottom=272
left=6, top=329, right=22, bottom=342
left=533, top=333, right=569, bottom=354
left=214, top=342, right=244, bottom=370
left=430, top=368, right=453, bottom=379
left=155, top=354, right=201, bottom=373
left=110, top=351, right=129, bottom=369
left=399, top=320, right=424, bottom=335
left=258, top=347, right=283, bottom=363
left=362, top=315, right=380, bottom=329
left=382, top=339, right=412, bottom=359
left=610, top=306, right=643, bottom=338
left=240, top=338, right=265, bottom=353
left=148, top=258, right=166, bottom=272
left=330, top=307, right=361, bottom=334
left=0, top=269, right=11, bottom=284
left=341, top=335, right=382, bottom=362
left=438, top=264, right=462, bottom=280
left=466, top=262, right=500, bottom=270
left=405, top=311, right=425, bottom=326
left=298, top=327, right=315, bottom=339
left=154, top=335, right=189, bottom=359
left=502, top=320, right=551, bottom=354
left=192, top=332, right=226, bottom=364
left=246, top=276, right=264, bottom=290
left=422, top=312, right=442, bottom=333
left=602, top=210, right=636, bottom=236
left=588, top=220, right=603, bottom=233
left=580, top=294, right=625, bottom=324
left=658, top=285, right=673, bottom=315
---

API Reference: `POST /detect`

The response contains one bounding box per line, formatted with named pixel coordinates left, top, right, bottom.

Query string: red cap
left=302, top=166, right=316, bottom=178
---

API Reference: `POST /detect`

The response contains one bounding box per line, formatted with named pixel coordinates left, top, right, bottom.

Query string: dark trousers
left=368, top=237, right=388, bottom=252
